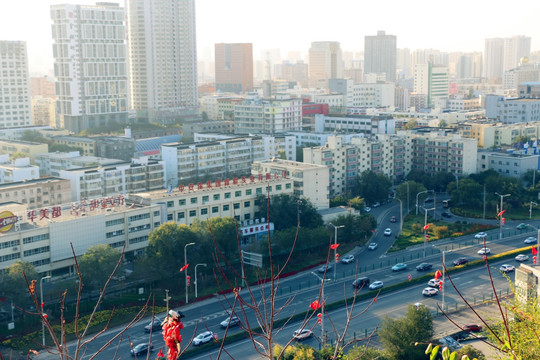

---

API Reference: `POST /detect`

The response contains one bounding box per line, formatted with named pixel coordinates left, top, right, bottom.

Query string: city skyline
left=2, top=0, right=540, bottom=75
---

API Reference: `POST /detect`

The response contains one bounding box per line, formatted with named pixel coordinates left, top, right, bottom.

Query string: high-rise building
left=413, top=63, right=449, bottom=107
left=364, top=31, right=397, bottom=82
left=503, top=35, right=531, bottom=73
left=50, top=3, right=128, bottom=133
left=126, top=0, right=198, bottom=122
left=0, top=41, right=32, bottom=128
left=308, top=41, right=342, bottom=88
left=484, top=36, right=531, bottom=82
left=214, top=43, right=253, bottom=93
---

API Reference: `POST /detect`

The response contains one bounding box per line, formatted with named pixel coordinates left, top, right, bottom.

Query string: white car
left=515, top=254, right=529, bottom=262
left=499, top=264, right=515, bottom=273
left=477, top=248, right=491, bottom=255
left=474, top=232, right=487, bottom=239
left=367, top=243, right=378, bottom=251
left=364, top=206, right=371, bottom=213
left=422, top=287, right=439, bottom=297
left=220, top=315, right=240, bottom=328
left=384, top=228, right=392, bottom=236
left=293, top=328, right=313, bottom=341
left=341, top=254, right=355, bottom=264
left=524, top=237, right=537, bottom=244
left=369, top=281, right=384, bottom=290
left=427, top=278, right=442, bottom=288
left=193, top=331, right=215, bottom=346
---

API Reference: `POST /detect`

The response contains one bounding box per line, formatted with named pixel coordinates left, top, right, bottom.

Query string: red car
left=462, top=324, right=482, bottom=332
left=453, top=257, right=468, bottom=266
left=390, top=216, right=397, bottom=223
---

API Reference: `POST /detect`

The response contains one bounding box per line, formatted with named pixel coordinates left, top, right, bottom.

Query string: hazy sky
left=2, top=0, right=540, bottom=75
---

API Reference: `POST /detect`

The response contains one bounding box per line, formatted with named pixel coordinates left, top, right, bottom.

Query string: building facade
left=485, top=97, right=540, bottom=123
left=233, top=96, right=302, bottom=134
left=126, top=0, right=198, bottom=121
left=50, top=3, right=128, bottom=133
left=477, top=151, right=539, bottom=177
left=308, top=41, right=342, bottom=88
left=0, top=139, right=48, bottom=161
left=0, top=41, right=32, bottom=128
left=414, top=63, right=449, bottom=107
left=0, top=155, right=39, bottom=183
left=313, top=114, right=396, bottom=135
left=215, top=43, right=253, bottom=93
left=35, top=151, right=123, bottom=177
left=0, top=177, right=71, bottom=209
left=364, top=31, right=397, bottom=82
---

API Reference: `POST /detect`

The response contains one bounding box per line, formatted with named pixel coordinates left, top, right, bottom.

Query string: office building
left=0, top=139, right=48, bottom=161
left=215, top=43, right=253, bottom=93
left=477, top=151, right=538, bottom=178
left=0, top=41, right=32, bottom=128
left=0, top=177, right=71, bottom=209
left=126, top=0, right=198, bottom=121
left=308, top=42, right=342, bottom=88
left=0, top=155, right=39, bottom=184
left=485, top=97, right=540, bottom=123
left=484, top=36, right=531, bottom=82
left=364, top=31, right=397, bottom=82
left=50, top=3, right=128, bottom=133
left=30, top=76, right=56, bottom=99
left=31, top=97, right=56, bottom=127
left=503, top=60, right=540, bottom=92
left=414, top=63, right=449, bottom=107
left=35, top=151, right=123, bottom=177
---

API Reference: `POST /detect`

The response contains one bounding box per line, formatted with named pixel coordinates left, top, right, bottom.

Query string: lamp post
left=405, top=181, right=410, bottom=214
left=194, top=263, right=207, bottom=298
left=530, top=201, right=538, bottom=219
left=40, top=275, right=51, bottom=346
left=416, top=190, right=434, bottom=215
left=495, top=193, right=510, bottom=240
left=395, top=198, right=403, bottom=233
left=329, top=223, right=344, bottom=281
left=423, top=207, right=436, bottom=258
left=311, top=272, right=329, bottom=345
left=184, top=242, right=195, bottom=304
left=524, top=224, right=540, bottom=265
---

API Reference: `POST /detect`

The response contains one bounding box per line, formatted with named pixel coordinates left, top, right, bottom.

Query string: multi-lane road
left=39, top=201, right=536, bottom=359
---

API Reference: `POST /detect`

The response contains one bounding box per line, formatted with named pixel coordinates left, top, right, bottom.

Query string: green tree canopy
left=330, top=213, right=376, bottom=244
left=396, top=180, right=426, bottom=214
left=190, top=217, right=240, bottom=259
left=378, top=304, right=433, bottom=360
left=350, top=170, right=392, bottom=205
left=256, top=194, right=323, bottom=231
left=78, top=245, right=121, bottom=289
left=0, top=261, right=38, bottom=306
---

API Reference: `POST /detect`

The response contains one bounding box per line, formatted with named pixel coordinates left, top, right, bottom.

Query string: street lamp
left=311, top=272, right=329, bottom=345
left=530, top=202, right=538, bottom=219
left=405, top=181, right=410, bottom=214
left=395, top=198, right=403, bottom=233
left=423, top=206, right=436, bottom=258
left=194, top=263, right=207, bottom=298
left=40, top=275, right=51, bottom=346
left=495, top=193, right=510, bottom=240
left=416, top=190, right=434, bottom=215
left=184, top=242, right=195, bottom=304
left=329, top=223, right=344, bottom=281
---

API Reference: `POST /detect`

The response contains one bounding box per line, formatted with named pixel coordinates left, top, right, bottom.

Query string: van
left=352, top=277, right=370, bottom=289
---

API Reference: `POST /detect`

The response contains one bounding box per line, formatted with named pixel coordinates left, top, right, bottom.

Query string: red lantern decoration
left=310, top=300, right=321, bottom=310
left=317, top=313, right=322, bottom=325
left=330, top=243, right=340, bottom=250
left=335, top=253, right=340, bottom=262
left=186, top=276, right=191, bottom=286
left=502, top=218, right=506, bottom=225
left=434, top=270, right=442, bottom=280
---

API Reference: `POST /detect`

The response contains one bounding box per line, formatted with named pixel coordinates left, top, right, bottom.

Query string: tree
left=396, top=180, right=426, bottom=214
left=20, top=130, right=46, bottom=143
left=330, top=213, right=376, bottom=244
left=0, top=261, right=39, bottom=306
left=344, top=345, right=389, bottom=359
left=454, top=345, right=486, bottom=360
left=439, top=119, right=447, bottom=128
left=256, top=194, right=323, bottom=231
left=190, top=217, right=240, bottom=259
left=350, top=171, right=391, bottom=205
left=403, top=119, right=417, bottom=130
left=330, top=195, right=348, bottom=207
left=378, top=304, right=433, bottom=360
left=10, top=152, right=28, bottom=160
left=78, top=245, right=122, bottom=289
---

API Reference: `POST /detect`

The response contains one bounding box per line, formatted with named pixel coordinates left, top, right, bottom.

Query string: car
left=524, top=236, right=537, bottom=244
left=193, top=331, right=215, bottom=346
left=462, top=324, right=482, bottom=332
left=499, top=264, right=515, bottom=273
left=441, top=212, right=452, bottom=218
left=515, top=254, right=529, bottom=262
left=391, top=263, right=407, bottom=272
left=390, top=216, right=397, bottom=223
left=384, top=228, right=392, bottom=236
left=131, top=343, right=153, bottom=357
left=428, top=278, right=442, bottom=288
left=364, top=206, right=371, bottom=213
left=424, top=197, right=434, bottom=203
left=453, top=257, right=468, bottom=266
left=317, top=264, right=333, bottom=273
left=341, top=254, right=355, bottom=264
left=367, top=242, right=378, bottom=251
left=416, top=263, right=433, bottom=271
left=368, top=280, right=384, bottom=290
left=517, top=223, right=528, bottom=230
left=474, top=232, right=487, bottom=239
left=352, top=277, right=370, bottom=289
left=220, top=315, right=240, bottom=328
left=144, top=317, right=162, bottom=333
left=422, top=287, right=439, bottom=297
left=372, top=202, right=380, bottom=208
left=477, top=248, right=491, bottom=255
left=293, top=328, right=313, bottom=341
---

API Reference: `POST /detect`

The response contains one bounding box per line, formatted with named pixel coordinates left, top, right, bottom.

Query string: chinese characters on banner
left=177, top=173, right=284, bottom=192
left=68, top=195, right=125, bottom=217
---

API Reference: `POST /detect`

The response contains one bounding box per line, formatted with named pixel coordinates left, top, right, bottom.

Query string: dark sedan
left=416, top=263, right=433, bottom=271
left=453, top=257, right=468, bottom=266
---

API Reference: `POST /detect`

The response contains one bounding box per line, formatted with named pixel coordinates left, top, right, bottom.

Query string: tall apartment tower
left=503, top=35, right=531, bottom=72
left=308, top=41, right=342, bottom=88
left=126, top=0, right=198, bottom=122
left=0, top=41, right=32, bottom=128
left=50, top=3, right=128, bottom=133
left=413, top=63, right=449, bottom=107
left=364, top=31, right=397, bottom=82
left=484, top=36, right=531, bottom=82
left=214, top=43, right=253, bottom=93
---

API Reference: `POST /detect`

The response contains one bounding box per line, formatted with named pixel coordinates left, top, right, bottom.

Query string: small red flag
left=157, top=349, right=164, bottom=357
left=423, top=224, right=429, bottom=231
left=532, top=247, right=538, bottom=255
left=179, top=264, right=189, bottom=272
left=310, top=300, right=321, bottom=310
left=498, top=209, right=506, bottom=217
left=330, top=243, right=340, bottom=250
left=434, top=269, right=442, bottom=280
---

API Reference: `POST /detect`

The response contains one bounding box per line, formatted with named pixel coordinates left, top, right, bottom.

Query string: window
left=177, top=212, right=185, bottom=220
left=223, top=204, right=230, bottom=211
left=153, top=211, right=160, bottom=216
left=285, top=183, right=292, bottom=189
left=179, top=199, right=186, bottom=206
left=201, top=208, right=208, bottom=215
left=212, top=206, right=219, bottom=213
left=256, top=187, right=262, bottom=194
left=224, top=192, right=231, bottom=199
left=189, top=210, right=197, bottom=217
left=233, top=203, right=240, bottom=210
left=190, top=197, right=197, bottom=204
left=167, top=214, right=173, bottom=221
left=202, top=195, right=209, bottom=203
left=167, top=201, right=174, bottom=208
left=235, top=191, right=241, bottom=197
left=213, top=194, right=220, bottom=200
left=276, top=185, right=282, bottom=190
left=244, top=213, right=251, bottom=220
left=244, top=201, right=250, bottom=208
left=246, top=189, right=252, bottom=195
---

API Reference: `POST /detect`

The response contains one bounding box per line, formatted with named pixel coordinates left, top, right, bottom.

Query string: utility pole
left=495, top=193, right=510, bottom=240
left=163, top=289, right=171, bottom=314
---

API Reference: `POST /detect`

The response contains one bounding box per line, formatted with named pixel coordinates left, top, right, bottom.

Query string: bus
left=442, top=199, right=451, bottom=208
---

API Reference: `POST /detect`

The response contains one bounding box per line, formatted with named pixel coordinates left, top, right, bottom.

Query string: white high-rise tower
left=126, top=0, right=198, bottom=122
left=50, top=2, right=128, bottom=133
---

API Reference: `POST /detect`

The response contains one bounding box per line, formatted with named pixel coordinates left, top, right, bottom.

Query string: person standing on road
left=162, top=309, right=184, bottom=359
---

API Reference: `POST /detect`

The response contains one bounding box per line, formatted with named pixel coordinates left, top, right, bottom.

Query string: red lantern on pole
left=502, top=218, right=506, bottom=225
left=317, top=313, right=322, bottom=325
left=534, top=256, right=537, bottom=265
left=335, top=253, right=340, bottom=263
left=186, top=275, right=191, bottom=286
